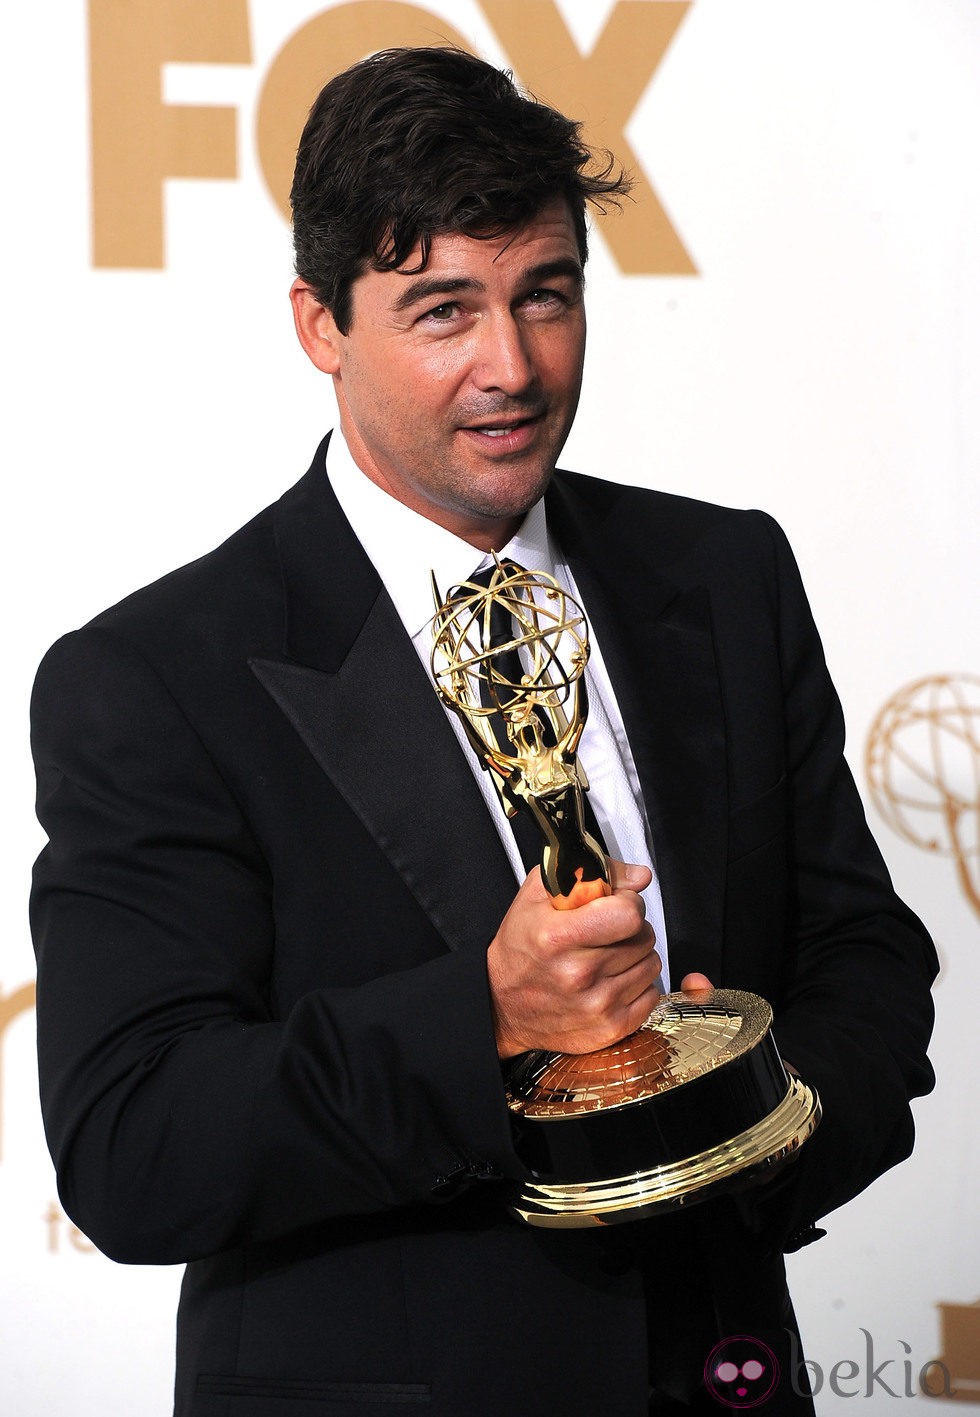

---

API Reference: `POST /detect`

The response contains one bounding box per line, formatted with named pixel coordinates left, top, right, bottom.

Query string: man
left=31, top=47, right=936, bottom=1417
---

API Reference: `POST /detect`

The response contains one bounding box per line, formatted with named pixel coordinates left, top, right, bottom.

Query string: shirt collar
left=326, top=427, right=560, bottom=640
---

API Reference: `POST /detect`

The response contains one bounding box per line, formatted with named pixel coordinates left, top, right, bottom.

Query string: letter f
left=89, top=0, right=252, bottom=267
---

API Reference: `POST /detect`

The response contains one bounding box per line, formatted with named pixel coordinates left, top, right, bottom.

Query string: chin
left=471, top=468, right=555, bottom=520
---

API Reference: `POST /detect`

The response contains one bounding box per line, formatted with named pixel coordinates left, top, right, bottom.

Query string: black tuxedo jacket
left=31, top=438, right=936, bottom=1417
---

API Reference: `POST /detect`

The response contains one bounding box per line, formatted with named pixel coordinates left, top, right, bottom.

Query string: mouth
left=460, top=412, right=546, bottom=453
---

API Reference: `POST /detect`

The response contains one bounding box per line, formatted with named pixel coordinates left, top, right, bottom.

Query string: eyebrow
left=522, top=258, right=585, bottom=288
left=391, top=259, right=584, bottom=314
left=392, top=276, right=480, bottom=314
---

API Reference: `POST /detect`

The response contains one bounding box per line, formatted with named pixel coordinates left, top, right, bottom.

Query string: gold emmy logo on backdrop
left=430, top=561, right=820, bottom=1227
left=866, top=674, right=980, bottom=920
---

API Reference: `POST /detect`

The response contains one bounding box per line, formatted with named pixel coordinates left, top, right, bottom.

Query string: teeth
left=483, top=428, right=509, bottom=437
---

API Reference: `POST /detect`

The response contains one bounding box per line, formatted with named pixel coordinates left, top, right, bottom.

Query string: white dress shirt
left=327, top=430, right=670, bottom=990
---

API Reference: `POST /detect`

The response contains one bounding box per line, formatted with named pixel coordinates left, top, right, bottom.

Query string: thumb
left=607, top=858, right=653, bottom=892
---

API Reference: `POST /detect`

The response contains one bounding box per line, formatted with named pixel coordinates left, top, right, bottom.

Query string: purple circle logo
left=704, top=1335, right=780, bottom=1408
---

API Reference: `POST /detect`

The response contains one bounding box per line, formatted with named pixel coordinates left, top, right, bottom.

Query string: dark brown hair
left=291, top=47, right=630, bottom=333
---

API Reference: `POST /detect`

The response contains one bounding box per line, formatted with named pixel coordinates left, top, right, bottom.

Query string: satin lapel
left=547, top=476, right=729, bottom=986
left=252, top=441, right=516, bottom=954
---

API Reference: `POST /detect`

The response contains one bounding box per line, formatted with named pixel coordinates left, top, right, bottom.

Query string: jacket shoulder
left=550, top=469, right=788, bottom=573
left=83, top=501, right=278, bottom=643
left=30, top=497, right=282, bottom=745
left=554, top=467, right=761, bottom=525
left=49, top=438, right=337, bottom=658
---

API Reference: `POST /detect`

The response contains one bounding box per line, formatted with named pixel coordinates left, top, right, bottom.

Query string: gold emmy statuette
left=430, top=560, right=820, bottom=1228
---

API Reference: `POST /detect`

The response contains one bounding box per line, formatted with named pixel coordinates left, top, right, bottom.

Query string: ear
left=289, top=279, right=343, bottom=375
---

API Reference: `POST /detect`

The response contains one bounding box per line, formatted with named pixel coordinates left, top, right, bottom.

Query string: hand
left=487, top=859, right=662, bottom=1059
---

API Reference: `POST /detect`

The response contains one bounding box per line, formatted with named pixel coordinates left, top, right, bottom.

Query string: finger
left=542, top=884, right=648, bottom=952
left=625, top=983, right=663, bottom=1030
left=582, top=941, right=662, bottom=1004
left=514, top=864, right=554, bottom=907
left=594, top=934, right=660, bottom=979
left=606, top=858, right=653, bottom=894
left=680, top=971, right=714, bottom=993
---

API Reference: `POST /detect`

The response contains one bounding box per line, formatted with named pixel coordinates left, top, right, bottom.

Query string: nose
left=472, top=313, right=535, bottom=396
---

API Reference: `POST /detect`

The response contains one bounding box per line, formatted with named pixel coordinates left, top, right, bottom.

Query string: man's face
left=291, top=201, right=586, bottom=550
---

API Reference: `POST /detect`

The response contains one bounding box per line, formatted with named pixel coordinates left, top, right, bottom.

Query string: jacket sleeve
left=30, top=627, right=523, bottom=1266
left=751, top=513, right=938, bottom=1249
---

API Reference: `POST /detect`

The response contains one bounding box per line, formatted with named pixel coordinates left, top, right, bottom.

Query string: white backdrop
left=2, top=2, right=978, bottom=1412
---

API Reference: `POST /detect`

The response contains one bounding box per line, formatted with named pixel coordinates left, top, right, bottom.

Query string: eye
left=520, top=285, right=578, bottom=319
left=422, top=302, right=460, bottom=323
left=525, top=287, right=563, bottom=307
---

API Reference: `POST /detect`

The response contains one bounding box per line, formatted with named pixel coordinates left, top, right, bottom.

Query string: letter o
left=256, top=2, right=477, bottom=222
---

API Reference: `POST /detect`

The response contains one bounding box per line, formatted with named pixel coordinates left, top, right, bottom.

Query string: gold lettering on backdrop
left=88, top=0, right=252, bottom=267
left=929, top=1301, right=980, bottom=1402
left=481, top=1, right=695, bottom=274
left=44, top=1201, right=97, bottom=1254
left=256, top=0, right=695, bottom=275
left=0, top=981, right=36, bottom=1163
left=90, top=1, right=695, bottom=275
left=256, top=3, right=474, bottom=226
